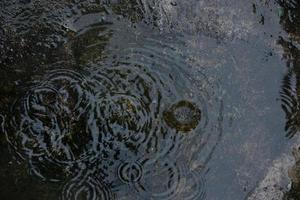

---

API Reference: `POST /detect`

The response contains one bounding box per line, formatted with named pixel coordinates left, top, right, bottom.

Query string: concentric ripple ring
left=5, top=68, right=102, bottom=181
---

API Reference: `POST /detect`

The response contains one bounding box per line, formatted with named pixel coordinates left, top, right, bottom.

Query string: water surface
left=0, top=0, right=300, bottom=199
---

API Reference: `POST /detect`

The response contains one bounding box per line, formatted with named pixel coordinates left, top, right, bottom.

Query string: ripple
left=61, top=171, right=114, bottom=200
left=92, top=64, right=166, bottom=155
left=97, top=33, right=223, bottom=199
left=133, top=159, right=180, bottom=200
left=130, top=158, right=206, bottom=200
left=3, top=22, right=224, bottom=198
left=117, top=161, right=143, bottom=183
left=176, top=163, right=206, bottom=200
left=99, top=32, right=223, bottom=165
left=176, top=171, right=206, bottom=200
left=0, top=114, right=4, bottom=134
left=280, top=69, right=300, bottom=138
left=4, top=68, right=101, bottom=181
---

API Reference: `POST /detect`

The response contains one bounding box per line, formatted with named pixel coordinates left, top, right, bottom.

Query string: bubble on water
left=163, top=100, right=201, bottom=132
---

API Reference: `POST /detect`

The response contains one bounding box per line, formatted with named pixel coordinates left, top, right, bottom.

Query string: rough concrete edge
left=247, top=153, right=294, bottom=200
left=247, top=136, right=300, bottom=200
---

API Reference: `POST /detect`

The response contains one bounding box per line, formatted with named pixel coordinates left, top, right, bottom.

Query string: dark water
left=0, top=0, right=300, bottom=199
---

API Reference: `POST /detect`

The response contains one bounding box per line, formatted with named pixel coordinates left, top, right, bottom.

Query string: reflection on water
left=279, top=0, right=300, bottom=138
left=0, top=2, right=224, bottom=198
left=69, top=22, right=113, bottom=65
left=278, top=0, right=300, bottom=199
left=4, top=0, right=300, bottom=199
left=62, top=169, right=114, bottom=200
left=5, top=69, right=100, bottom=181
left=278, top=0, right=300, bottom=42
left=280, top=65, right=300, bottom=138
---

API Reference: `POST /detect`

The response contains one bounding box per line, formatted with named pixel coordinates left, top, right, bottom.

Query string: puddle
left=1, top=0, right=300, bottom=200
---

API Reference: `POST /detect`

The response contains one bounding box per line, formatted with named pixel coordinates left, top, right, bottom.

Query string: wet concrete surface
left=0, top=0, right=300, bottom=199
